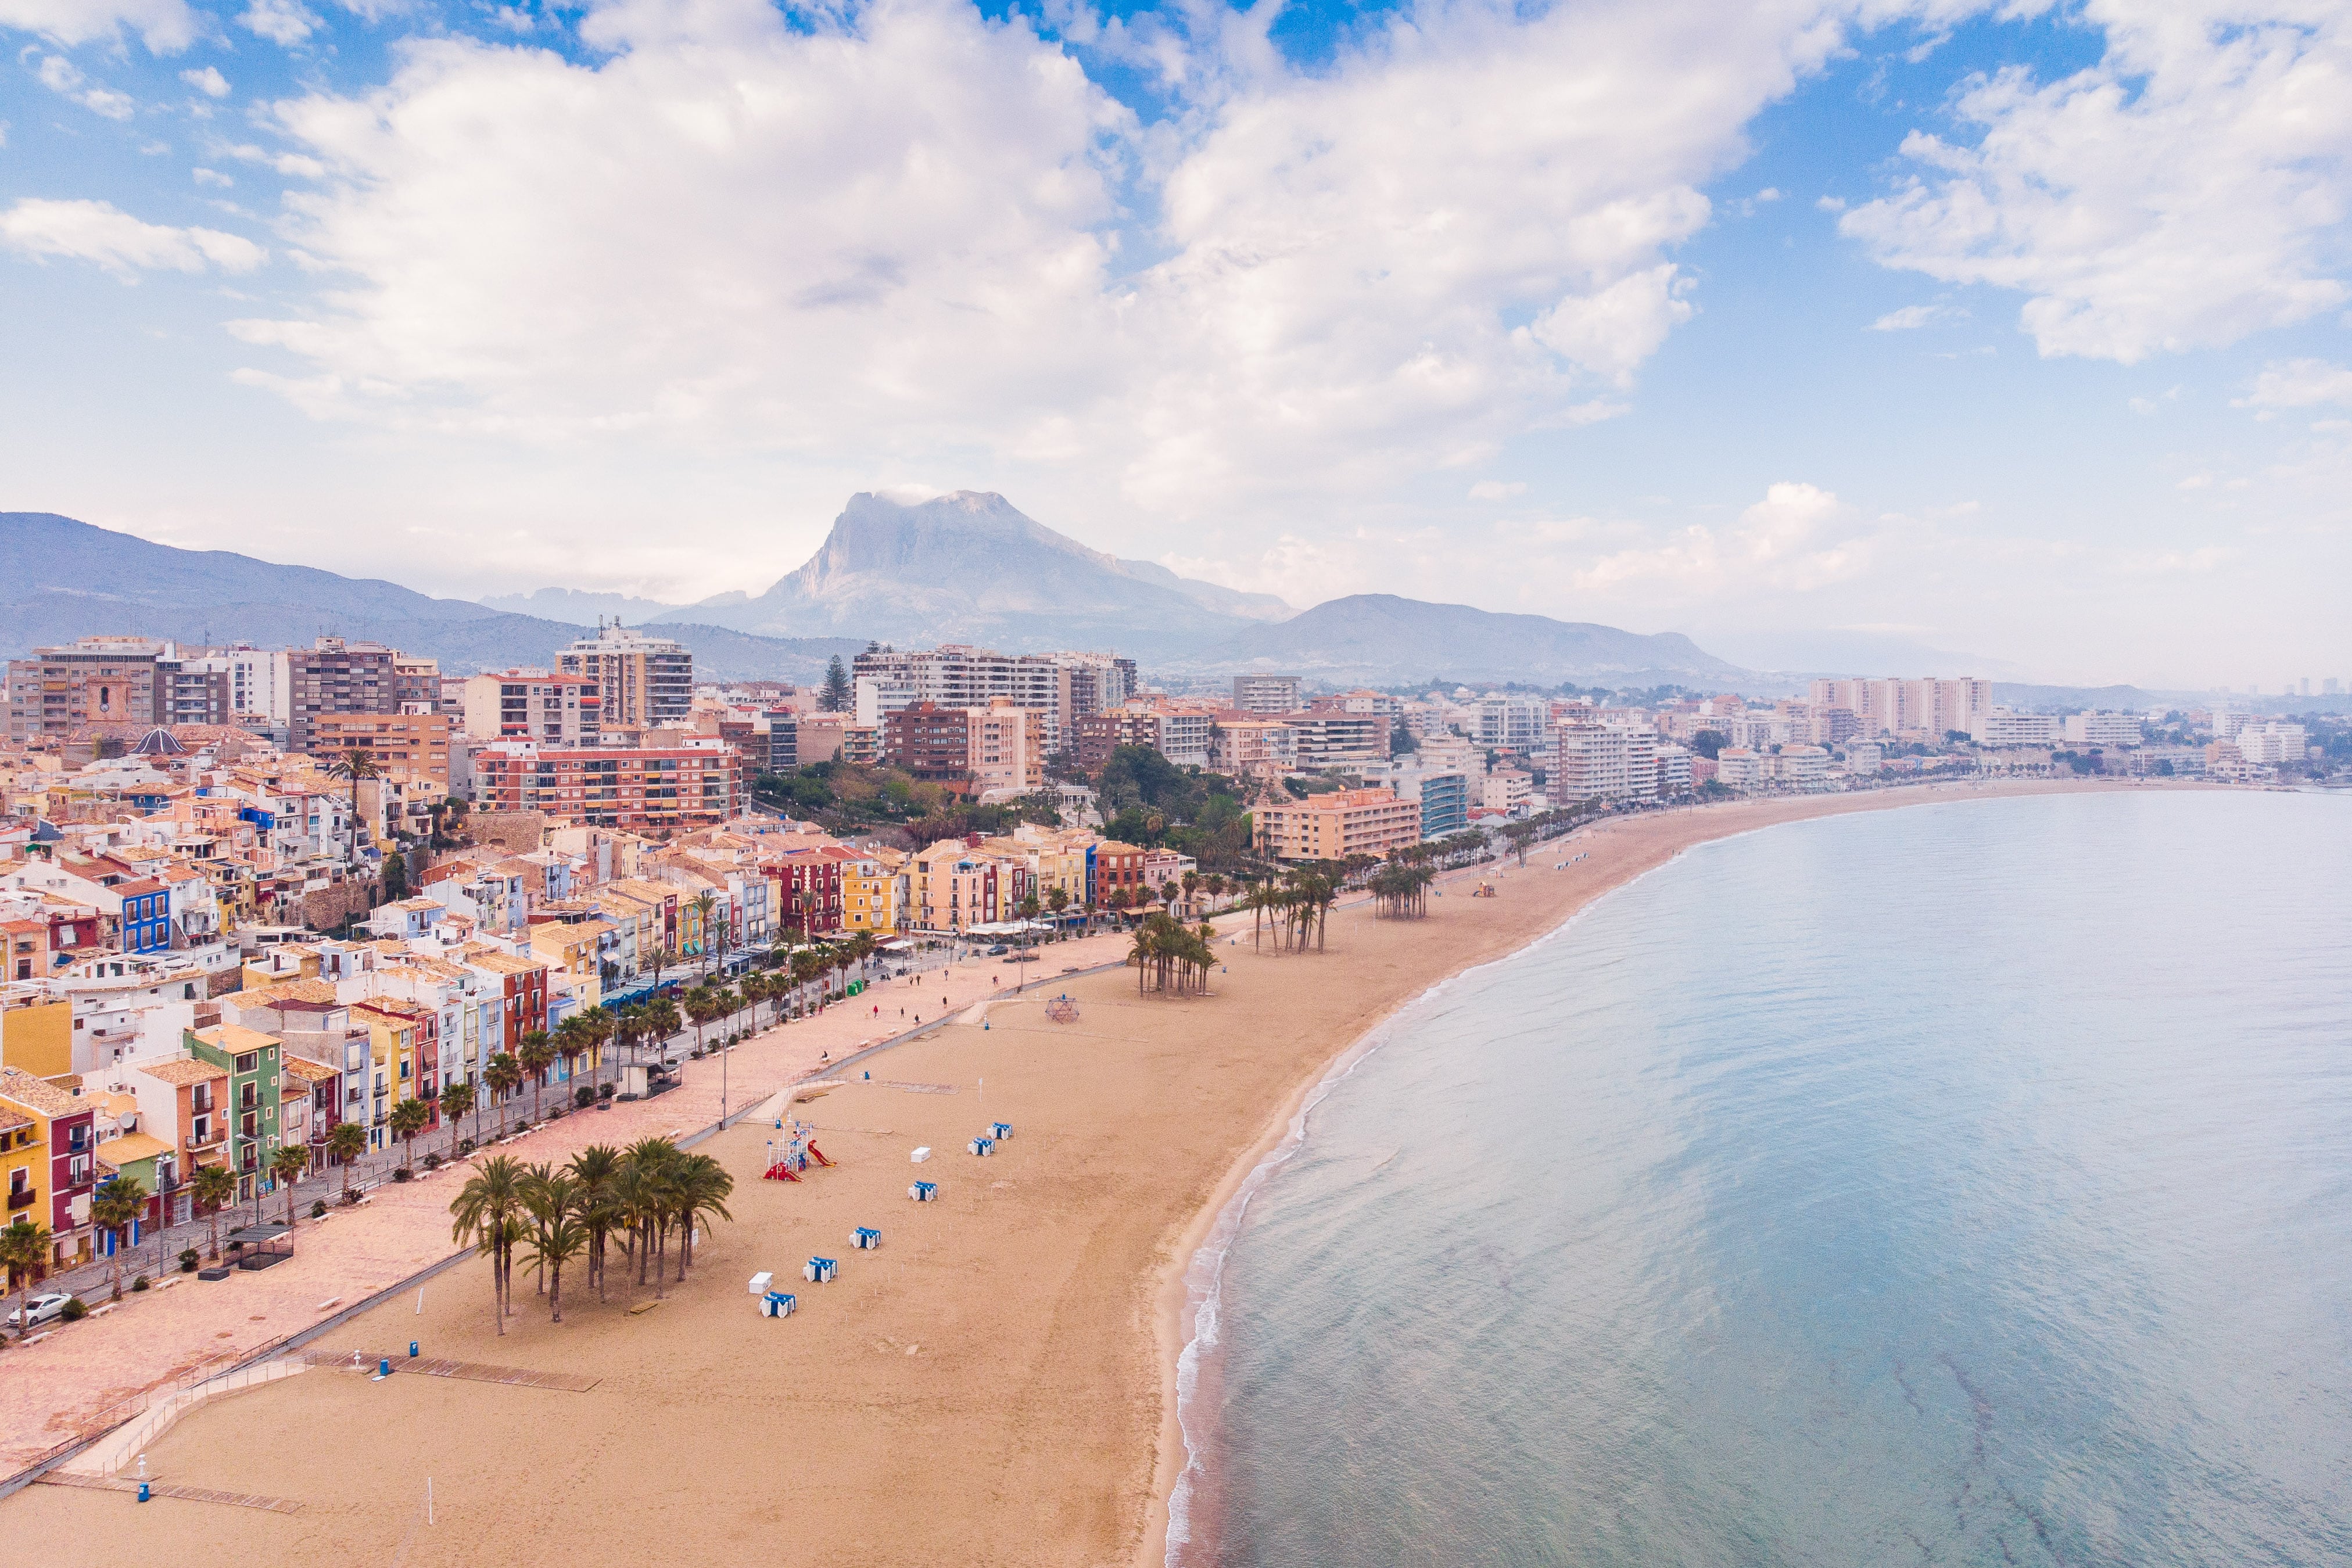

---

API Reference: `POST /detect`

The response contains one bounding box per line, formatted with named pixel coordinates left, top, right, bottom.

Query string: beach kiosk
left=852, top=1226, right=882, bottom=1250
left=909, top=1181, right=938, bottom=1201
left=804, top=1257, right=838, bottom=1284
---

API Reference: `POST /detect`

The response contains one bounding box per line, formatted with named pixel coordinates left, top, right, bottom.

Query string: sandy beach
left=0, top=781, right=2139, bottom=1563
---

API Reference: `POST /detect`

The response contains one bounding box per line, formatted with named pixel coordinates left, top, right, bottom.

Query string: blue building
left=1417, top=773, right=1471, bottom=839
left=120, top=881, right=171, bottom=954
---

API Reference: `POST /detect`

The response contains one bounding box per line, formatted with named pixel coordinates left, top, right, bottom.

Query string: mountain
left=1174, top=594, right=1749, bottom=688
left=0, top=512, right=861, bottom=683
left=636, top=490, right=1295, bottom=658
left=475, top=587, right=690, bottom=625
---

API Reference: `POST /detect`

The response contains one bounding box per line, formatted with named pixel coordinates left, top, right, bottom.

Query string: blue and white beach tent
left=989, top=1121, right=1013, bottom=1140
left=909, top=1181, right=938, bottom=1201
left=969, top=1136, right=996, bottom=1156
left=804, top=1257, right=838, bottom=1284
left=762, top=1291, right=796, bottom=1318
left=852, top=1226, right=882, bottom=1250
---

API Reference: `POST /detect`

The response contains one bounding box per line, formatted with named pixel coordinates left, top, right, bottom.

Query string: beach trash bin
left=852, top=1226, right=882, bottom=1250
left=804, top=1257, right=838, bottom=1284
left=910, top=1146, right=931, bottom=1163
left=989, top=1121, right=1013, bottom=1140
left=969, top=1136, right=996, bottom=1156
left=762, top=1291, right=796, bottom=1318
left=909, top=1181, right=937, bottom=1201
left=748, top=1271, right=773, bottom=1295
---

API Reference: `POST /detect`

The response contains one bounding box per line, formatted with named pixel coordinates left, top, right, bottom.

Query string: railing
left=5, top=1190, right=33, bottom=1212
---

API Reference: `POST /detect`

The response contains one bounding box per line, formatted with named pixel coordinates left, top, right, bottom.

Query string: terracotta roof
left=282, top=1056, right=338, bottom=1084
left=135, top=1057, right=228, bottom=1087
left=0, top=1066, right=87, bottom=1116
left=192, top=1022, right=281, bottom=1056
left=97, top=1131, right=171, bottom=1165
left=236, top=978, right=339, bottom=1007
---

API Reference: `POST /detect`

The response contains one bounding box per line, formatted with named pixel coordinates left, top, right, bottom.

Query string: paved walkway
left=0, top=935, right=1131, bottom=1474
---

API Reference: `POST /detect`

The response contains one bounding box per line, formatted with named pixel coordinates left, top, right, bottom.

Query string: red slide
left=806, top=1142, right=834, bottom=1167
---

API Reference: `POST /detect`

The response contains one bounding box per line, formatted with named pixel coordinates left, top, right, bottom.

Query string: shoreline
left=1136, top=779, right=2153, bottom=1568
left=0, top=778, right=2164, bottom=1563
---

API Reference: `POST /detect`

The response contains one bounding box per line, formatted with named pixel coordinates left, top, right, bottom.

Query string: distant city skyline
left=2, top=0, right=2348, bottom=689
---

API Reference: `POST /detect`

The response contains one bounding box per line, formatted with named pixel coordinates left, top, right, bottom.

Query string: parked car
left=5, top=1291, right=73, bottom=1332
left=985, top=944, right=1010, bottom=955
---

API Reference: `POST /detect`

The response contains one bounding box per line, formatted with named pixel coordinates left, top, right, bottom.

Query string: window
left=235, top=1051, right=259, bottom=1073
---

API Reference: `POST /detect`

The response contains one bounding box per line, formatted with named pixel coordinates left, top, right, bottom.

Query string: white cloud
left=193, top=167, right=234, bottom=187
left=219, top=0, right=1850, bottom=518
left=181, top=66, right=231, bottom=98
left=35, top=53, right=138, bottom=120
left=1869, top=302, right=1965, bottom=330
left=0, top=197, right=265, bottom=279
left=240, top=0, right=321, bottom=45
left=1468, top=480, right=1526, bottom=500
left=1840, top=1, right=2352, bottom=362
left=1575, top=480, right=1876, bottom=596
left=0, top=0, right=198, bottom=52
left=2236, top=358, right=2352, bottom=408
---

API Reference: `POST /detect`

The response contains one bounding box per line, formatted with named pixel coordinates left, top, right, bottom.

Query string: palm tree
left=439, top=1079, right=475, bottom=1156
left=1045, top=885, right=1069, bottom=936
left=672, top=1153, right=733, bottom=1282
left=566, top=1144, right=622, bottom=1300
left=90, top=1175, right=148, bottom=1301
left=449, top=1155, right=526, bottom=1335
left=737, top=972, right=770, bottom=1034
left=389, top=1096, right=432, bottom=1172
left=517, top=1029, right=557, bottom=1122
left=483, top=1052, right=523, bottom=1136
left=642, top=999, right=680, bottom=1062
left=327, top=1118, right=368, bottom=1201
left=521, top=1174, right=587, bottom=1322
left=324, top=747, right=382, bottom=872
left=189, top=1162, right=236, bottom=1261
left=268, top=1142, right=309, bottom=1231
left=2, top=1217, right=52, bottom=1340
left=690, top=890, right=718, bottom=974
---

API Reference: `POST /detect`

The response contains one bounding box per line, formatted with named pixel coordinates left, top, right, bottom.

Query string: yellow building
left=1, top=1098, right=42, bottom=1237
left=841, top=853, right=900, bottom=935
left=349, top=999, right=428, bottom=1147
left=1, top=994, right=73, bottom=1078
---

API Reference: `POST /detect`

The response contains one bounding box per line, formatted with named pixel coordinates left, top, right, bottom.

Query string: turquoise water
left=1178, top=791, right=2352, bottom=1567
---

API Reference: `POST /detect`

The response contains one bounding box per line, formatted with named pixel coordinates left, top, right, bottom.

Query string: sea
left=1170, top=790, right=2352, bottom=1567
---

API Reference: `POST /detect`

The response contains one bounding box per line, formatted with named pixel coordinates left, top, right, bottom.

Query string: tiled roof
left=281, top=1056, right=338, bottom=1084
left=97, top=1131, right=171, bottom=1164
left=0, top=1066, right=89, bottom=1115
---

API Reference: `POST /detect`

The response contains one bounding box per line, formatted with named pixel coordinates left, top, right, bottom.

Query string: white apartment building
left=1211, top=718, right=1296, bottom=777
left=1973, top=706, right=2061, bottom=747
left=1480, top=769, right=1533, bottom=810
left=1231, top=674, right=1305, bottom=715
left=855, top=645, right=1134, bottom=751
left=1553, top=720, right=1657, bottom=802
left=1475, top=695, right=1553, bottom=753
left=1844, top=741, right=1884, bottom=774
left=1654, top=745, right=1693, bottom=797
left=461, top=670, right=601, bottom=746
left=2235, top=722, right=2308, bottom=766
left=181, top=646, right=289, bottom=725
left=1774, top=745, right=1831, bottom=790
left=2063, top=711, right=2143, bottom=748
left=1716, top=747, right=1763, bottom=789
left=1809, top=677, right=1992, bottom=737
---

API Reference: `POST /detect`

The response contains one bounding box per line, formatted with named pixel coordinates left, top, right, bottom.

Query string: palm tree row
left=1369, top=859, right=1437, bottom=918
left=1127, top=912, right=1220, bottom=995
left=450, top=1138, right=734, bottom=1330
left=1236, top=867, right=1341, bottom=953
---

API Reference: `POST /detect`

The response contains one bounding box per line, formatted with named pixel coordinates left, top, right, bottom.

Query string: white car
left=6, top=1291, right=73, bottom=1331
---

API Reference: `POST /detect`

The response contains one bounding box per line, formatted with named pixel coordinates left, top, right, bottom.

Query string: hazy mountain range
left=6, top=493, right=1831, bottom=692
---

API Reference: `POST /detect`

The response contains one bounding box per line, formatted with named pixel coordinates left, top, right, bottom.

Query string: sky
left=1, top=0, right=2348, bottom=690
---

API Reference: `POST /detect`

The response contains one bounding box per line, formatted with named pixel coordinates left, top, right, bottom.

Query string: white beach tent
left=969, top=1136, right=996, bottom=1157
left=909, top=1181, right=938, bottom=1201
left=852, top=1226, right=882, bottom=1250
left=762, top=1291, right=796, bottom=1318
left=804, top=1257, right=838, bottom=1284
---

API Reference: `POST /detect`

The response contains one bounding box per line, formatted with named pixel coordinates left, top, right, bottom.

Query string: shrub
left=310, top=1200, right=327, bottom=1219
left=598, top=1083, right=614, bottom=1100
left=422, top=1151, right=443, bottom=1171
left=60, top=1297, right=88, bottom=1321
left=458, top=1137, right=477, bottom=1156
left=178, top=1248, right=199, bottom=1273
left=392, top=1167, right=414, bottom=1183
left=574, top=1086, right=596, bottom=1107
left=131, top=1275, right=150, bottom=1292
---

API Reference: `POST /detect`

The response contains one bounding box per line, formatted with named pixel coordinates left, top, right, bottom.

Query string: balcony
left=6, top=1189, right=33, bottom=1212
left=187, top=1129, right=225, bottom=1152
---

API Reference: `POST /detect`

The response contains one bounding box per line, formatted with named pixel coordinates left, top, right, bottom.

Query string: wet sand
left=0, top=782, right=2139, bottom=1564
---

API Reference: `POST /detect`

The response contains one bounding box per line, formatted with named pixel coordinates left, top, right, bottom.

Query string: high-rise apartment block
left=1552, top=717, right=1658, bottom=802
left=854, top=644, right=1134, bottom=752
left=1231, top=674, right=1306, bottom=715
left=881, top=698, right=1046, bottom=796
left=1809, top=677, right=1991, bottom=738
left=285, top=636, right=399, bottom=756
left=1252, top=787, right=1421, bottom=862
left=469, top=740, right=740, bottom=829
left=557, top=625, right=693, bottom=729
left=5, top=637, right=167, bottom=738
left=461, top=671, right=602, bottom=746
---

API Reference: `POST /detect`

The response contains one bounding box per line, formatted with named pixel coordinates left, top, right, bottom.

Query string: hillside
left=1175, top=594, right=1747, bottom=687
left=0, top=513, right=859, bottom=681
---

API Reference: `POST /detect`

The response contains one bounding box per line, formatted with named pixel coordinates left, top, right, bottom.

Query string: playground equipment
left=989, top=1121, right=1013, bottom=1140
left=909, top=1181, right=938, bottom=1201
left=804, top=1257, right=838, bottom=1284
left=761, top=1291, right=796, bottom=1318
left=969, top=1135, right=996, bottom=1157
left=852, top=1226, right=882, bottom=1250
left=763, top=1119, right=829, bottom=1181
left=1045, top=994, right=1080, bottom=1024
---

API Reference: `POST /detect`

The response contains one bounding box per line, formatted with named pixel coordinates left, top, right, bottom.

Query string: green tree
left=567, top=1144, right=623, bottom=1301
left=268, top=1142, right=310, bottom=1232
left=389, top=1095, right=432, bottom=1172
left=324, top=747, right=382, bottom=873
left=483, top=1052, right=524, bottom=1136
left=517, top=1029, right=557, bottom=1123
left=520, top=1171, right=588, bottom=1322
left=189, top=1164, right=237, bottom=1261
left=380, top=847, right=411, bottom=901
left=89, top=1175, right=148, bottom=1301
left=822, top=656, right=852, bottom=713
left=2, top=1217, right=53, bottom=1340
left=439, top=1078, right=475, bottom=1157
left=671, top=1153, right=734, bottom=1282
left=327, top=1118, right=369, bottom=1201
left=450, top=1155, right=526, bottom=1335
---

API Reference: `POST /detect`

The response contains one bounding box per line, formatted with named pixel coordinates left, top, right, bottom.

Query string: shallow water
left=1192, top=791, right=2352, bottom=1567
